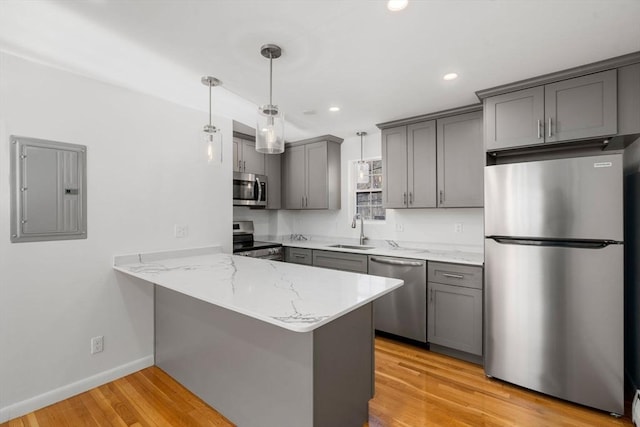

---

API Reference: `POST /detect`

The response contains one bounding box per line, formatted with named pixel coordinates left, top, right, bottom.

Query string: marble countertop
left=272, top=237, right=484, bottom=266
left=113, top=246, right=403, bottom=333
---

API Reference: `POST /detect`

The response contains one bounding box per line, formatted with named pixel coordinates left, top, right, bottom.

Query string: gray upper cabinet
left=485, top=69, right=618, bottom=151
left=382, top=121, right=436, bottom=209
left=265, top=152, right=281, bottom=210
left=484, top=86, right=544, bottom=151
left=381, top=126, right=407, bottom=208
left=379, top=106, right=483, bottom=209
left=437, top=111, right=484, bottom=207
left=233, top=136, right=265, bottom=175
left=282, top=135, right=342, bottom=210
left=544, top=70, right=617, bottom=143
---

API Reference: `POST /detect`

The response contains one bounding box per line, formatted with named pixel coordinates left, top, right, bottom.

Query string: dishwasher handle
left=369, top=257, right=424, bottom=267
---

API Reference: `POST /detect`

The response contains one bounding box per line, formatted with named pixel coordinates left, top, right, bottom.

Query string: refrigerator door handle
left=489, top=236, right=621, bottom=249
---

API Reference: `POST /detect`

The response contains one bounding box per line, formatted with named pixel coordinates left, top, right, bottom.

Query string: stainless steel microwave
left=233, top=172, right=267, bottom=207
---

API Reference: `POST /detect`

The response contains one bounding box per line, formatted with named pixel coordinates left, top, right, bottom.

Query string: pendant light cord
left=208, top=81, right=212, bottom=127
left=269, top=53, right=273, bottom=108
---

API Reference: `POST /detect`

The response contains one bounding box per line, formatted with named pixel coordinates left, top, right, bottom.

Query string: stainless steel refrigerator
left=484, top=154, right=624, bottom=415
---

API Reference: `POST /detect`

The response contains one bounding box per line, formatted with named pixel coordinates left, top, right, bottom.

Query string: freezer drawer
left=368, top=256, right=427, bottom=343
left=484, top=238, right=624, bottom=414
left=485, top=154, right=623, bottom=241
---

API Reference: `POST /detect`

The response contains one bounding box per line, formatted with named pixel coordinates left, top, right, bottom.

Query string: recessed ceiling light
left=329, top=106, right=340, bottom=112
left=387, top=0, right=408, bottom=11
left=443, top=73, right=459, bottom=81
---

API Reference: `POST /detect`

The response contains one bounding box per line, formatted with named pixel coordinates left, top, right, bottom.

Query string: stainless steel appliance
left=368, top=256, right=427, bottom=343
left=233, top=172, right=267, bottom=207
left=484, top=154, right=624, bottom=415
left=233, top=220, right=283, bottom=260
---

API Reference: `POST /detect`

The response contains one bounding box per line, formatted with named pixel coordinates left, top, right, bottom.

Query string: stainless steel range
left=233, top=221, right=283, bottom=261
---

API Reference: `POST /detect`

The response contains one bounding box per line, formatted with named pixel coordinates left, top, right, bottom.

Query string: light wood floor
left=2, top=336, right=634, bottom=426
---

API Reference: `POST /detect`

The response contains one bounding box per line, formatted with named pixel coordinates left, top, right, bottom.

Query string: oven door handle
left=256, top=176, right=263, bottom=202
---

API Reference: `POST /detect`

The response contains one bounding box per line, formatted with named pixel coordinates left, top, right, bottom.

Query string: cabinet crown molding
left=376, top=104, right=482, bottom=130
left=285, top=134, right=343, bottom=147
left=476, top=50, right=640, bottom=100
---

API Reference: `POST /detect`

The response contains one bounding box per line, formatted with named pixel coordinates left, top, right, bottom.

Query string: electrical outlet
left=91, top=336, right=104, bottom=354
left=454, top=223, right=463, bottom=233
left=632, top=390, right=640, bottom=426
left=395, top=223, right=404, bottom=232
left=174, top=224, right=188, bottom=238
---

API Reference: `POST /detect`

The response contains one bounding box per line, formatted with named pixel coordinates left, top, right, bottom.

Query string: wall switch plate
left=174, top=224, right=188, bottom=238
left=91, top=336, right=104, bottom=354
left=454, top=223, right=463, bottom=233
left=395, top=223, right=404, bottom=232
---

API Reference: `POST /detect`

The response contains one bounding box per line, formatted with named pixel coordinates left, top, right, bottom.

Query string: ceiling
left=1, top=0, right=640, bottom=140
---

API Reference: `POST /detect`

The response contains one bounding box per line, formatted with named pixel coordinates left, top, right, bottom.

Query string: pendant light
left=356, top=131, right=369, bottom=184
left=201, top=76, right=222, bottom=164
left=256, top=44, right=285, bottom=154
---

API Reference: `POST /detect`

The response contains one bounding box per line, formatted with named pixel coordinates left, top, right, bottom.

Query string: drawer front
left=428, top=262, right=482, bottom=289
left=285, top=247, right=313, bottom=265
left=312, top=250, right=368, bottom=273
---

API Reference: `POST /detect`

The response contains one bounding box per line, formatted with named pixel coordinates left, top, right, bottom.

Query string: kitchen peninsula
left=113, top=246, right=403, bottom=427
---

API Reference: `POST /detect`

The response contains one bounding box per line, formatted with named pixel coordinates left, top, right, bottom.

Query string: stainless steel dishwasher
left=368, top=256, right=427, bottom=343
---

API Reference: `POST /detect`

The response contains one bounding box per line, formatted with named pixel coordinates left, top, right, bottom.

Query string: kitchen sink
left=327, top=244, right=375, bottom=250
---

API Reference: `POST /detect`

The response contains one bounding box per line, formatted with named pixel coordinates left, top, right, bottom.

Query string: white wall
left=0, top=53, right=236, bottom=421
left=238, top=132, right=484, bottom=249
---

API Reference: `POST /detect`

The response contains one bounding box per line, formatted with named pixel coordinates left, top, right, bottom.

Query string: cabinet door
left=381, top=126, right=408, bottom=208
left=265, top=153, right=281, bottom=210
left=437, top=112, right=484, bottom=207
left=407, top=120, right=437, bottom=208
left=232, top=137, right=241, bottom=172
left=241, top=140, right=265, bottom=175
left=545, top=69, right=617, bottom=143
left=305, top=141, right=328, bottom=209
left=485, top=86, right=544, bottom=151
left=428, top=282, right=482, bottom=356
left=283, top=145, right=305, bottom=209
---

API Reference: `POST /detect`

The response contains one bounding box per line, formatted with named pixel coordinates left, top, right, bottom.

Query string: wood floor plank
left=1, top=338, right=634, bottom=426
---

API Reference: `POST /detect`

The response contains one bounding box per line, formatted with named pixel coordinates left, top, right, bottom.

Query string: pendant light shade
left=356, top=131, right=369, bottom=184
left=201, top=76, right=222, bottom=165
left=256, top=44, right=285, bottom=154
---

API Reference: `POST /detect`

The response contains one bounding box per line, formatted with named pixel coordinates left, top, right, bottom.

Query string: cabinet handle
left=403, top=192, right=407, bottom=206
left=537, top=119, right=542, bottom=139
left=305, top=196, right=308, bottom=207
left=238, top=160, right=242, bottom=170
left=442, top=273, right=464, bottom=279
left=243, top=161, right=246, bottom=171
left=409, top=192, right=413, bottom=205
left=548, top=117, right=552, bottom=138
left=301, top=196, right=305, bottom=208
left=439, top=190, right=444, bottom=205
left=294, top=255, right=305, bottom=259
left=430, top=289, right=433, bottom=303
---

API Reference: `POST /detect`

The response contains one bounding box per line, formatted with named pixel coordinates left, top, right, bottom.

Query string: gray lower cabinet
left=282, top=135, right=342, bottom=210
left=285, top=247, right=312, bottom=265
left=427, top=262, right=483, bottom=359
left=312, top=250, right=368, bottom=273
left=485, top=69, right=618, bottom=151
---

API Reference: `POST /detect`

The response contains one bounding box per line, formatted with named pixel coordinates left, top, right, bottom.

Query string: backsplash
left=233, top=206, right=484, bottom=248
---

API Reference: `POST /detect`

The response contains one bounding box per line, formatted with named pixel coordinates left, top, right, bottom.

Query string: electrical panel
left=10, top=136, right=87, bottom=243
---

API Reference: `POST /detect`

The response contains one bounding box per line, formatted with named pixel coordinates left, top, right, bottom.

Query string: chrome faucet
left=352, top=213, right=367, bottom=245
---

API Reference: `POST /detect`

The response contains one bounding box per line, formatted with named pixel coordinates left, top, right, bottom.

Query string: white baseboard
left=0, top=355, right=154, bottom=423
